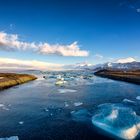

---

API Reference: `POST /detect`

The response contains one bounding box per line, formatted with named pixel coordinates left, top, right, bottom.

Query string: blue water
left=0, top=75, right=140, bottom=140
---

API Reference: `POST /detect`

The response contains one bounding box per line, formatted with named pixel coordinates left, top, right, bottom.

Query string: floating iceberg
left=58, top=89, right=77, bottom=93
left=92, top=103, right=140, bottom=140
left=74, top=102, right=83, bottom=107
left=55, top=80, right=67, bottom=86
left=0, top=136, right=19, bottom=140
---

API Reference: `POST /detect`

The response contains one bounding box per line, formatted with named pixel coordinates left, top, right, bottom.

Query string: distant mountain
left=93, top=57, right=140, bottom=71
left=62, top=62, right=94, bottom=70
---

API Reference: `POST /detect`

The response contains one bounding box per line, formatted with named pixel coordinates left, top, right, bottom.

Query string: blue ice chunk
left=0, top=136, right=19, bottom=140
left=92, top=103, right=140, bottom=140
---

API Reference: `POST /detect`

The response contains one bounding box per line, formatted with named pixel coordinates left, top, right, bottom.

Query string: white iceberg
left=58, top=89, right=77, bottom=93
left=0, top=136, right=19, bottom=140
left=92, top=103, right=140, bottom=140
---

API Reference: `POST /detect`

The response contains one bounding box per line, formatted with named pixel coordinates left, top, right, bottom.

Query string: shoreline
left=94, top=69, right=140, bottom=85
left=0, top=73, right=37, bottom=90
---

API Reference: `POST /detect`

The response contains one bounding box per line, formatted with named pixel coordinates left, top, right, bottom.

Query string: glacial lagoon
left=0, top=71, right=140, bottom=140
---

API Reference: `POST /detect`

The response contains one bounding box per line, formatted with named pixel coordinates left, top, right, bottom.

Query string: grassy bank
left=0, top=73, right=37, bottom=90
left=94, top=69, right=140, bottom=85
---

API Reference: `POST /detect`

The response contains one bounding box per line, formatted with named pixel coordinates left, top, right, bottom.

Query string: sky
left=0, top=0, right=140, bottom=70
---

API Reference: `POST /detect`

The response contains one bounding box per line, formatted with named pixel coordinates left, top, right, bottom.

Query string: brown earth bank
left=0, top=73, right=37, bottom=90
left=94, top=69, right=140, bottom=85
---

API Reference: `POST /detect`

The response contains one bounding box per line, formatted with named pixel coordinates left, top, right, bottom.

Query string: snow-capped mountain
left=93, top=57, right=140, bottom=71
left=62, top=62, right=94, bottom=70
left=62, top=57, right=140, bottom=71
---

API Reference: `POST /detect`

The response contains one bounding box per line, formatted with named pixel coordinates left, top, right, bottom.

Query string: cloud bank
left=0, top=32, right=89, bottom=57
left=0, top=57, right=62, bottom=70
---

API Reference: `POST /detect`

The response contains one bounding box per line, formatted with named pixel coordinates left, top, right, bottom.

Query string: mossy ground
left=0, top=73, right=37, bottom=90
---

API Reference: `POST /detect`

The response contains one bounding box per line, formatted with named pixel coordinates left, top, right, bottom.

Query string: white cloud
left=39, top=41, right=89, bottom=57
left=114, top=57, right=136, bottom=63
left=0, top=57, right=62, bottom=70
left=0, top=32, right=89, bottom=57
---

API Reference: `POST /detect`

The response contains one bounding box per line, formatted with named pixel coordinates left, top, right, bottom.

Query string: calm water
left=0, top=75, right=140, bottom=140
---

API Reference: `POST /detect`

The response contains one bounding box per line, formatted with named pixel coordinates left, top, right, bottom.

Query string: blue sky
left=0, top=0, right=140, bottom=67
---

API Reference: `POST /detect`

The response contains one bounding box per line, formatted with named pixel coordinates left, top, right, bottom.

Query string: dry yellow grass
left=0, top=73, right=37, bottom=90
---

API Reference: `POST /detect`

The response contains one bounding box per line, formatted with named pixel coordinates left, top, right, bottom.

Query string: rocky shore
left=94, top=69, right=140, bottom=85
left=0, top=73, right=37, bottom=90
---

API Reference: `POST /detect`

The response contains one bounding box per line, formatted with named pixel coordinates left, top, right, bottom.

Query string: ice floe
left=19, top=121, right=24, bottom=125
left=44, top=108, right=49, bottom=112
left=92, top=103, right=140, bottom=140
left=74, top=102, right=83, bottom=106
left=64, top=102, right=69, bottom=107
left=0, top=136, right=19, bottom=140
left=0, top=104, right=10, bottom=111
left=0, top=104, right=4, bottom=107
left=58, top=89, right=77, bottom=94
left=136, top=96, right=140, bottom=100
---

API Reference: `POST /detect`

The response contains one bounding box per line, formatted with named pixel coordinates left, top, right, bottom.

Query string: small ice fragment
left=136, top=96, right=140, bottom=100
left=58, top=89, right=77, bottom=94
left=0, top=104, right=4, bottom=107
left=0, top=136, right=19, bottom=140
left=2, top=107, right=10, bottom=111
left=64, top=102, right=69, bottom=107
left=44, top=108, right=49, bottom=112
left=123, top=99, right=136, bottom=105
left=74, top=102, right=83, bottom=106
left=71, top=111, right=75, bottom=114
left=71, top=109, right=90, bottom=121
left=8, top=104, right=11, bottom=107
left=19, top=121, right=24, bottom=125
